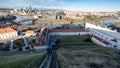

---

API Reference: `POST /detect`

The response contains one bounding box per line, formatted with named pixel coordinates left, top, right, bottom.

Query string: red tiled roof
left=26, top=30, right=35, bottom=35
left=0, top=27, right=16, bottom=34
left=50, top=29, right=89, bottom=32
left=93, top=36, right=110, bottom=45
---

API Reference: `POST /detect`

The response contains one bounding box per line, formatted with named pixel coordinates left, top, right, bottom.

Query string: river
left=100, top=18, right=120, bottom=26
left=99, top=18, right=120, bottom=32
left=14, top=16, right=32, bottom=24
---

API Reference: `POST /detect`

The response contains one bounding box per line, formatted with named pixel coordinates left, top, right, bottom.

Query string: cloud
left=1, top=0, right=119, bottom=11
left=0, top=0, right=62, bottom=8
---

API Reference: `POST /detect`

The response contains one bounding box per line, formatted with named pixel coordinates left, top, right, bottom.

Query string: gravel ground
left=57, top=46, right=120, bottom=68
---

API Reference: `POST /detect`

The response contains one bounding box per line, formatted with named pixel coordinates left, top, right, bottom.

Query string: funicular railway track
left=39, top=54, right=52, bottom=68
left=51, top=49, right=59, bottom=68
left=39, top=36, right=60, bottom=68
left=39, top=49, right=60, bottom=68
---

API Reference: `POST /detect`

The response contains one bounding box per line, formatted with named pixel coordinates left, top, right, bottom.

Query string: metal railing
left=39, top=49, right=60, bottom=68
left=39, top=54, right=52, bottom=68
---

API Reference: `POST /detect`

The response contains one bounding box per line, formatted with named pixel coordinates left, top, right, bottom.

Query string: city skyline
left=0, top=0, right=120, bottom=11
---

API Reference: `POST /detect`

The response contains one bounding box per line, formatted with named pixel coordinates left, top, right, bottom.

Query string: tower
left=29, top=5, right=32, bottom=12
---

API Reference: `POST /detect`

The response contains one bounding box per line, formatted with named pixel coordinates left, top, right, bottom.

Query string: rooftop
left=95, top=29, right=120, bottom=40
left=25, top=30, right=35, bottom=35
left=0, top=27, right=16, bottom=34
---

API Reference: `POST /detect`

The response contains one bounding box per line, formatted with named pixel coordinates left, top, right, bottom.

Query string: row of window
left=92, top=30, right=108, bottom=40
left=0, top=33, right=17, bottom=39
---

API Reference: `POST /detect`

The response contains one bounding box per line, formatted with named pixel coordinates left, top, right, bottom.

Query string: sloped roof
left=26, top=30, right=35, bottom=35
left=0, top=27, right=16, bottom=34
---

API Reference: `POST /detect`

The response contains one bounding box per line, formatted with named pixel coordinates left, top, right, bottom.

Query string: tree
left=60, top=15, right=62, bottom=20
left=32, top=19, right=37, bottom=25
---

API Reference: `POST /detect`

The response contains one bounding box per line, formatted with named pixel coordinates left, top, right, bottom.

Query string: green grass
left=26, top=53, right=47, bottom=68
left=13, top=38, right=24, bottom=50
left=56, top=35, right=119, bottom=68
left=58, top=36, right=94, bottom=47
left=57, top=36, right=116, bottom=56
left=0, top=53, right=46, bottom=68
left=59, top=36, right=85, bottom=43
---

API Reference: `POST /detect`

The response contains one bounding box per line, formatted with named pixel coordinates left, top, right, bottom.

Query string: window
left=102, top=35, right=103, bottom=37
left=95, top=32, right=97, bottom=34
left=98, top=33, right=100, bottom=36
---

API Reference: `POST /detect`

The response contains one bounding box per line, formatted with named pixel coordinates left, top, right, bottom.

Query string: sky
left=0, top=0, right=120, bottom=11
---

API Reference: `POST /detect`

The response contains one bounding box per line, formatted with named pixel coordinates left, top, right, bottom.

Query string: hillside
left=57, top=36, right=120, bottom=68
left=0, top=52, right=46, bottom=68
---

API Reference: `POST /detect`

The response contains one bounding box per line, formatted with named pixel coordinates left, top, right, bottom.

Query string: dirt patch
left=57, top=48, right=120, bottom=68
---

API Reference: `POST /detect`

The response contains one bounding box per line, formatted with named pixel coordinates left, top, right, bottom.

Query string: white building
left=0, top=27, right=18, bottom=40
left=85, top=23, right=120, bottom=49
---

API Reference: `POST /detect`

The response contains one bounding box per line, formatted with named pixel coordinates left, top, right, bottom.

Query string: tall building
left=29, top=5, right=32, bottom=12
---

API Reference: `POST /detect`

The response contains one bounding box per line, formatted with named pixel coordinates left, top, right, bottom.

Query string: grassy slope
left=57, top=36, right=120, bottom=68
left=57, top=36, right=115, bottom=55
left=0, top=52, right=46, bottom=68
left=58, top=36, right=94, bottom=46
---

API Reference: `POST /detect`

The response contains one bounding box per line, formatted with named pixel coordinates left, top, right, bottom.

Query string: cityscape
left=0, top=0, right=120, bottom=68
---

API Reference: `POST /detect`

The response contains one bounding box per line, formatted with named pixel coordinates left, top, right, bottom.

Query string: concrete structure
left=9, top=37, right=33, bottom=51
left=85, top=23, right=120, bottom=50
left=0, top=27, right=18, bottom=40
left=49, top=29, right=89, bottom=36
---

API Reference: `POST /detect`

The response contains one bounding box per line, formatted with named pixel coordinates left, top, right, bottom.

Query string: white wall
left=34, top=46, right=47, bottom=50
left=85, top=23, right=120, bottom=50
left=0, top=31, right=18, bottom=40
left=85, top=23, right=114, bottom=32
left=49, top=32, right=90, bottom=36
left=96, top=30, right=120, bottom=49
left=92, top=37, right=111, bottom=47
left=91, top=29, right=114, bottom=42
